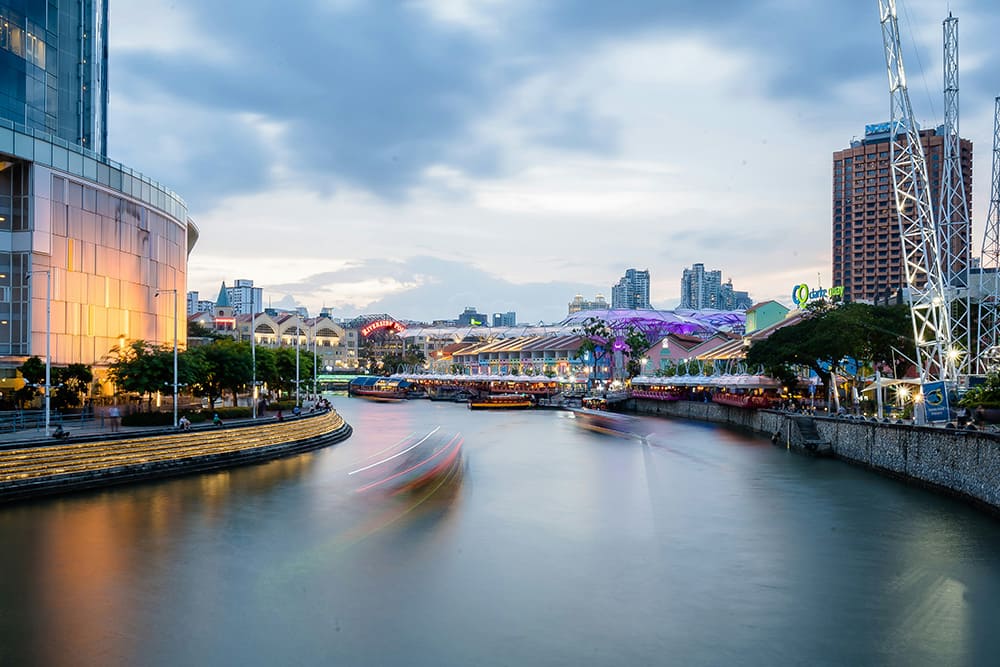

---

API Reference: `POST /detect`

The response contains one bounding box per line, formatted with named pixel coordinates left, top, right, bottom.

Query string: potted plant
left=959, top=372, right=1000, bottom=423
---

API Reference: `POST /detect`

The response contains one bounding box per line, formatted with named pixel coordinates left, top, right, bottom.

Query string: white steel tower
left=938, top=14, right=971, bottom=374
left=878, top=0, right=956, bottom=384
left=976, top=97, right=1000, bottom=373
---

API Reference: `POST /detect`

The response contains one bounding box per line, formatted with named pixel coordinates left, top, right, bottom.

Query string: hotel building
left=0, top=0, right=196, bottom=390
left=832, top=122, right=972, bottom=302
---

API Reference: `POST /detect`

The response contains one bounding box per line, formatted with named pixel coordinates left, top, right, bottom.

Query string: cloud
left=251, top=256, right=604, bottom=323
left=111, top=0, right=1000, bottom=324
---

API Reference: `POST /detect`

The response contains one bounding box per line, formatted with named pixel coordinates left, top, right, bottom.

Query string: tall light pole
left=295, top=317, right=301, bottom=408
left=27, top=270, right=52, bottom=436
left=251, top=297, right=257, bottom=419
left=155, top=289, right=179, bottom=429
left=313, top=324, right=318, bottom=400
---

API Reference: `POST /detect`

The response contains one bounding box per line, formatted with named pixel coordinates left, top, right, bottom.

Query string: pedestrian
left=109, top=405, right=120, bottom=432
left=178, top=415, right=191, bottom=431
left=276, top=409, right=284, bottom=422
left=212, top=412, right=222, bottom=427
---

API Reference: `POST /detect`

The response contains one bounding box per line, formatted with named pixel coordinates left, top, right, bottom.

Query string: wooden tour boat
left=468, top=393, right=534, bottom=410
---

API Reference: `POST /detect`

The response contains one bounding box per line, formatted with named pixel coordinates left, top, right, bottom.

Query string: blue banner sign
left=922, top=381, right=950, bottom=423
left=865, top=122, right=891, bottom=135
left=791, top=283, right=845, bottom=308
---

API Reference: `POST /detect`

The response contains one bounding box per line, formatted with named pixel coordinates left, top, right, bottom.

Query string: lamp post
left=295, top=317, right=301, bottom=408
left=26, top=270, right=52, bottom=436
left=251, top=300, right=257, bottom=419
left=313, top=327, right=318, bottom=402
left=155, top=289, right=179, bottom=429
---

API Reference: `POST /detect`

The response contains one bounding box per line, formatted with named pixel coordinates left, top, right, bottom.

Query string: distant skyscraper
left=492, top=311, right=516, bottom=327
left=680, top=264, right=749, bottom=309
left=832, top=122, right=972, bottom=302
left=611, top=269, right=651, bottom=309
left=457, top=307, right=487, bottom=326
left=226, top=279, right=263, bottom=316
left=568, top=294, right=609, bottom=314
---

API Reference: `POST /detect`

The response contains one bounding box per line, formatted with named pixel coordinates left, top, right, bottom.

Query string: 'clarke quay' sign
left=360, top=318, right=406, bottom=337
left=792, top=283, right=845, bottom=308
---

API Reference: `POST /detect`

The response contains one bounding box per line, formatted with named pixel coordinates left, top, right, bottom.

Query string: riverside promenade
left=0, top=409, right=353, bottom=502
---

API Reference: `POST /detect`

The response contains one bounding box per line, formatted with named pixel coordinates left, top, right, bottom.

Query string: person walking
left=109, top=405, right=120, bottom=432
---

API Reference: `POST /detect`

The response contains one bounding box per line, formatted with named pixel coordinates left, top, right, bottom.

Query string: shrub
left=267, top=400, right=297, bottom=411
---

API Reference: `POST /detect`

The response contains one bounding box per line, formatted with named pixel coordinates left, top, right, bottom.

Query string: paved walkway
left=0, top=412, right=285, bottom=447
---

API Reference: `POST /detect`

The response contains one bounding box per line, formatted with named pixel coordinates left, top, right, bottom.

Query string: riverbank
left=628, top=397, right=1000, bottom=515
left=0, top=410, right=353, bottom=502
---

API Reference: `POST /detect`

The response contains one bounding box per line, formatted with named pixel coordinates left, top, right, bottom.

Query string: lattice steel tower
left=976, top=98, right=1000, bottom=373
left=938, top=14, right=971, bottom=375
left=878, top=0, right=956, bottom=384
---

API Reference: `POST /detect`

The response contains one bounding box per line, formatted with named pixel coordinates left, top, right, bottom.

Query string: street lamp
left=295, top=317, right=301, bottom=408
left=26, top=270, right=51, bottom=436
left=155, top=288, right=179, bottom=429
left=251, top=297, right=257, bottom=419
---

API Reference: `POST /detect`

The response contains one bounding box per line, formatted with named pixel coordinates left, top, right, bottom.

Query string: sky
left=107, top=0, right=1000, bottom=323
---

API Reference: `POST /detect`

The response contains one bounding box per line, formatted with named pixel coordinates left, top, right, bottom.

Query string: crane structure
left=938, top=14, right=972, bottom=375
left=976, top=97, right=1000, bottom=373
left=878, top=0, right=956, bottom=385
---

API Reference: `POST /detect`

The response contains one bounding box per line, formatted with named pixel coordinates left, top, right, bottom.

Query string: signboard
left=360, top=318, right=406, bottom=337
left=792, top=283, right=845, bottom=308
left=922, top=381, right=950, bottom=423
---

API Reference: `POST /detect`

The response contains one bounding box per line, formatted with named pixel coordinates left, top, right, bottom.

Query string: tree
left=52, top=364, right=93, bottom=410
left=16, top=356, right=45, bottom=406
left=573, top=317, right=613, bottom=386
left=187, top=339, right=253, bottom=409
left=106, top=341, right=174, bottom=409
left=747, top=302, right=915, bottom=391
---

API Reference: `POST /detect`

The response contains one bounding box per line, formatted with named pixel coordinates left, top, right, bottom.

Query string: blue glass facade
left=0, top=0, right=108, bottom=156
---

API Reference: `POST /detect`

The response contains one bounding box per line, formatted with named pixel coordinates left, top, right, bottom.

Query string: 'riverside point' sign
left=792, top=283, right=845, bottom=308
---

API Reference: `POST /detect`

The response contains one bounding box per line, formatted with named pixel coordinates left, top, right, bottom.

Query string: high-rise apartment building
left=492, top=311, right=516, bottom=327
left=679, top=263, right=750, bottom=310
left=567, top=294, right=608, bottom=314
left=225, top=279, right=263, bottom=316
left=832, top=122, right=972, bottom=302
left=611, top=269, right=651, bottom=309
left=0, top=0, right=195, bottom=390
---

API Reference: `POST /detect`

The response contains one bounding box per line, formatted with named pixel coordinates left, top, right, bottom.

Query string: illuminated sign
left=864, top=121, right=891, bottom=136
left=791, top=283, right=845, bottom=308
left=360, top=318, right=406, bottom=337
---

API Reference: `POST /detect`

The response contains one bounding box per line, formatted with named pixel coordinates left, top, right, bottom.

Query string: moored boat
left=348, top=376, right=410, bottom=401
left=468, top=393, right=534, bottom=410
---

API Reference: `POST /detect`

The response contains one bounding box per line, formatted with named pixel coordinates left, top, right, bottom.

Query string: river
left=1, top=398, right=998, bottom=666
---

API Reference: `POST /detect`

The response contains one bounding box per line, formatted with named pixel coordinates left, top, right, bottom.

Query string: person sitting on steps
left=52, top=424, right=69, bottom=440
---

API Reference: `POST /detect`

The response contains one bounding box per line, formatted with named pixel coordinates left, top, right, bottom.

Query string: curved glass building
left=0, top=0, right=196, bottom=395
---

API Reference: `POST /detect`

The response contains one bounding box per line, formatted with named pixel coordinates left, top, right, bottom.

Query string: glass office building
left=0, top=0, right=196, bottom=392
left=1, top=0, right=108, bottom=155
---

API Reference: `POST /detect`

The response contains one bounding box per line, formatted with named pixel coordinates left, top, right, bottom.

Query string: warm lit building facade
left=832, top=122, right=973, bottom=302
left=0, top=0, right=195, bottom=392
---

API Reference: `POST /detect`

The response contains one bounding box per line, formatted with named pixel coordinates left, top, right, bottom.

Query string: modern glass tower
left=0, top=0, right=196, bottom=398
left=611, top=269, right=651, bottom=309
left=0, top=0, right=109, bottom=155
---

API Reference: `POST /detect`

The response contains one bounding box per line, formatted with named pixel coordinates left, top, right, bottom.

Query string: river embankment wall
left=627, top=398, right=1000, bottom=514
left=0, top=410, right=353, bottom=502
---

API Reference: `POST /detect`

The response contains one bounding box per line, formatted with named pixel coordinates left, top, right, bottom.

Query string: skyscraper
left=0, top=0, right=109, bottom=155
left=227, top=279, right=263, bottom=316
left=679, top=263, right=750, bottom=310
left=0, top=1, right=195, bottom=386
left=611, top=269, right=651, bottom=309
left=832, top=122, right=972, bottom=302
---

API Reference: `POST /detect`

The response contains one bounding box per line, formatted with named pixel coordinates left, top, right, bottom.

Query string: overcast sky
left=107, top=0, right=1000, bottom=323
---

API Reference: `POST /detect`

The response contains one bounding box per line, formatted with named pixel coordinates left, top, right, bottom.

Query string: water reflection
left=0, top=398, right=999, bottom=666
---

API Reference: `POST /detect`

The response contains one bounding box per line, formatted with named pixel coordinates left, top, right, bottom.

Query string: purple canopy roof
left=560, top=308, right=745, bottom=341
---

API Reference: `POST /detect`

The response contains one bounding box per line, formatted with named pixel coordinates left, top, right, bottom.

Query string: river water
left=1, top=398, right=999, bottom=666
